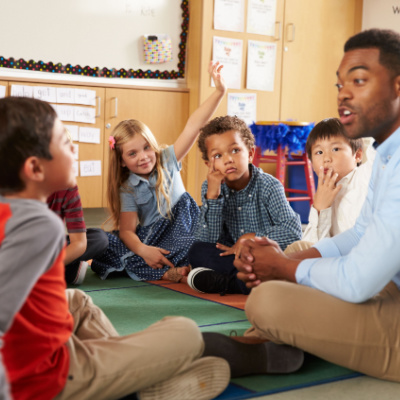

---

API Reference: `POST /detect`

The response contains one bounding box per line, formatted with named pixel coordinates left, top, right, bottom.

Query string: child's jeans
left=188, top=241, right=250, bottom=294
left=55, top=289, right=204, bottom=400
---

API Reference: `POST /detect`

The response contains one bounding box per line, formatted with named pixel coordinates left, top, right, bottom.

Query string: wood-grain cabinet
left=3, top=80, right=189, bottom=208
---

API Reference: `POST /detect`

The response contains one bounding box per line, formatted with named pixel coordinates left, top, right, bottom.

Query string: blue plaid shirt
left=195, top=164, right=302, bottom=250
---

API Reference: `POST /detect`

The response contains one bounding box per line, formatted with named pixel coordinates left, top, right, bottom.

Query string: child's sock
left=202, top=332, right=304, bottom=378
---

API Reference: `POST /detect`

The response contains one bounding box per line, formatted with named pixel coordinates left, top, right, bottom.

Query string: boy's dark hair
left=198, top=115, right=255, bottom=160
left=306, top=118, right=363, bottom=165
left=0, top=97, right=57, bottom=195
left=344, top=28, right=400, bottom=78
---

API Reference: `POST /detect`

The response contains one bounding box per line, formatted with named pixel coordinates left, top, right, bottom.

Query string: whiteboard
left=0, top=0, right=188, bottom=79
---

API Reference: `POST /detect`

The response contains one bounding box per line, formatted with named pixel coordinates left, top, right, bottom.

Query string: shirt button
left=203, top=225, right=206, bottom=228
left=382, top=165, right=386, bottom=170
left=238, top=207, right=242, bottom=210
left=241, top=229, right=244, bottom=233
left=249, top=194, right=252, bottom=197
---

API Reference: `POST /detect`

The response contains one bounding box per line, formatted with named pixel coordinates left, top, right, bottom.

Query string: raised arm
left=174, top=61, right=227, bottom=162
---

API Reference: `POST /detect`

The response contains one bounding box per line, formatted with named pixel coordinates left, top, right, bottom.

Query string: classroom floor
left=82, top=208, right=400, bottom=400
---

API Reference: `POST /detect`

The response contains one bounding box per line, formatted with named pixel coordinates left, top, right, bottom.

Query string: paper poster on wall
left=213, top=36, right=243, bottom=89
left=64, top=124, right=79, bottom=141
left=75, top=89, right=96, bottom=106
left=362, top=0, right=400, bottom=32
left=80, top=160, right=102, bottom=177
left=57, top=88, right=75, bottom=104
left=247, top=0, right=277, bottom=36
left=227, top=93, right=257, bottom=126
left=214, top=0, right=245, bottom=32
left=11, top=85, right=33, bottom=98
left=55, top=105, right=75, bottom=122
left=0, top=86, right=6, bottom=98
left=74, top=107, right=96, bottom=124
left=79, top=127, right=101, bottom=144
left=33, top=86, right=57, bottom=103
left=246, top=40, right=277, bottom=91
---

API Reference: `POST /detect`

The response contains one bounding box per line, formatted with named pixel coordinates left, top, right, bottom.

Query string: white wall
left=362, top=0, right=400, bottom=32
left=0, top=0, right=184, bottom=85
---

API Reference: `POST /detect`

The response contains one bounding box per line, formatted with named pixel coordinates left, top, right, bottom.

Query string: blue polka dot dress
left=91, top=192, right=200, bottom=281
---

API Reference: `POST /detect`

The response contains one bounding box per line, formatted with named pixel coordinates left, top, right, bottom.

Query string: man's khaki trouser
left=55, top=289, right=204, bottom=400
left=245, top=280, right=400, bottom=382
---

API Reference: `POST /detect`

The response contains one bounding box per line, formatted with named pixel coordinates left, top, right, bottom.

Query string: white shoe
left=72, top=261, right=88, bottom=285
left=138, top=356, right=230, bottom=400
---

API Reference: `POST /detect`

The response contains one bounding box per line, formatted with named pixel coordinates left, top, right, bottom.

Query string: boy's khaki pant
left=55, top=289, right=204, bottom=400
left=245, top=280, right=400, bottom=382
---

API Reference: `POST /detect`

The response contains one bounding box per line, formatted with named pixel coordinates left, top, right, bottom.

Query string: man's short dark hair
left=306, top=118, right=363, bottom=165
left=344, top=28, right=400, bottom=78
left=0, top=97, right=57, bottom=195
left=198, top=115, right=255, bottom=160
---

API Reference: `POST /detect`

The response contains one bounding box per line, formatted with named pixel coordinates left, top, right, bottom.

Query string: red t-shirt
left=1, top=199, right=74, bottom=400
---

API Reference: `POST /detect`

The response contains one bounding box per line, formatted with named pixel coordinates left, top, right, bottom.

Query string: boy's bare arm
left=64, top=232, right=87, bottom=265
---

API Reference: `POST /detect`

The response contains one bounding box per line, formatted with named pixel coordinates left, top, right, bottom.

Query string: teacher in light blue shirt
left=233, top=28, right=400, bottom=383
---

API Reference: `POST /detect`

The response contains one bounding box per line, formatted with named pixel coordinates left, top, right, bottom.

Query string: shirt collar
left=373, top=126, right=400, bottom=165
left=127, top=170, right=156, bottom=187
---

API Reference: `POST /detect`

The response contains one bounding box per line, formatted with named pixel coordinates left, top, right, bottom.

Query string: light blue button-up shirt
left=296, top=127, right=400, bottom=303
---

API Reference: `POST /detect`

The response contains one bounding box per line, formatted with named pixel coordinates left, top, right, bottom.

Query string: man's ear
left=22, top=156, right=45, bottom=183
left=395, top=75, right=400, bottom=97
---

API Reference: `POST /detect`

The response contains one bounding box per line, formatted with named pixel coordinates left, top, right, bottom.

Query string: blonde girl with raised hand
left=91, top=61, right=226, bottom=283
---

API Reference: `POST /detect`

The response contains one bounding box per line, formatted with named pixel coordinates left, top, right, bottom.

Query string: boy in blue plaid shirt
left=187, top=116, right=302, bottom=295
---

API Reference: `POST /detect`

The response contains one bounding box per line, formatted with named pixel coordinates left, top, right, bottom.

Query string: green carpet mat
left=72, top=269, right=359, bottom=399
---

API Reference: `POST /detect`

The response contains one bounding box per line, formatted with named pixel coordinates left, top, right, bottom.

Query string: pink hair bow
left=108, top=135, right=116, bottom=150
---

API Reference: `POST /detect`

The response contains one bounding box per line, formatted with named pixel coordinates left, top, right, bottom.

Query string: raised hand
left=209, top=61, right=226, bottom=95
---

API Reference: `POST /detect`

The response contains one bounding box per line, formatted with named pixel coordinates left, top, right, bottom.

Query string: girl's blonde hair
left=107, top=119, right=172, bottom=230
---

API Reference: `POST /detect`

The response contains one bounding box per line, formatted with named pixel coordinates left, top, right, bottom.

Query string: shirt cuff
left=313, top=237, right=341, bottom=258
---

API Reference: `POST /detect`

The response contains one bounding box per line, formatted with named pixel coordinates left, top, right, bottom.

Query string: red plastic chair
left=252, top=121, right=315, bottom=206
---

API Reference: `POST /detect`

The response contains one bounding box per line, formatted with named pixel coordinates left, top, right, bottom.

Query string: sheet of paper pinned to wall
left=75, top=107, right=96, bottom=124
left=80, top=160, right=102, bottom=177
left=228, top=93, right=257, bottom=126
left=247, top=0, right=277, bottom=36
left=33, top=86, right=57, bottom=103
left=79, top=127, right=101, bottom=144
left=55, top=105, right=75, bottom=122
left=10, top=85, right=33, bottom=98
left=213, top=36, right=243, bottom=89
left=214, top=0, right=245, bottom=32
left=57, top=88, right=75, bottom=104
left=75, top=89, right=96, bottom=106
left=246, top=40, right=277, bottom=91
left=0, top=86, right=6, bottom=98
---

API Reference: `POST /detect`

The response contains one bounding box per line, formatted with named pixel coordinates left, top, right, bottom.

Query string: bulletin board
left=0, top=0, right=189, bottom=79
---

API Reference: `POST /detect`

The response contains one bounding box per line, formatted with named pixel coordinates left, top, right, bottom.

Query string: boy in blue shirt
left=187, top=115, right=302, bottom=295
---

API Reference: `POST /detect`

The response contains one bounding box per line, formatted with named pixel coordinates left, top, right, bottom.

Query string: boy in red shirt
left=0, top=97, right=229, bottom=400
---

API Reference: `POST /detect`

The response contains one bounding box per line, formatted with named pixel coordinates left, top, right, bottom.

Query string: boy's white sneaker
left=138, top=356, right=230, bottom=400
left=72, top=261, right=88, bottom=285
